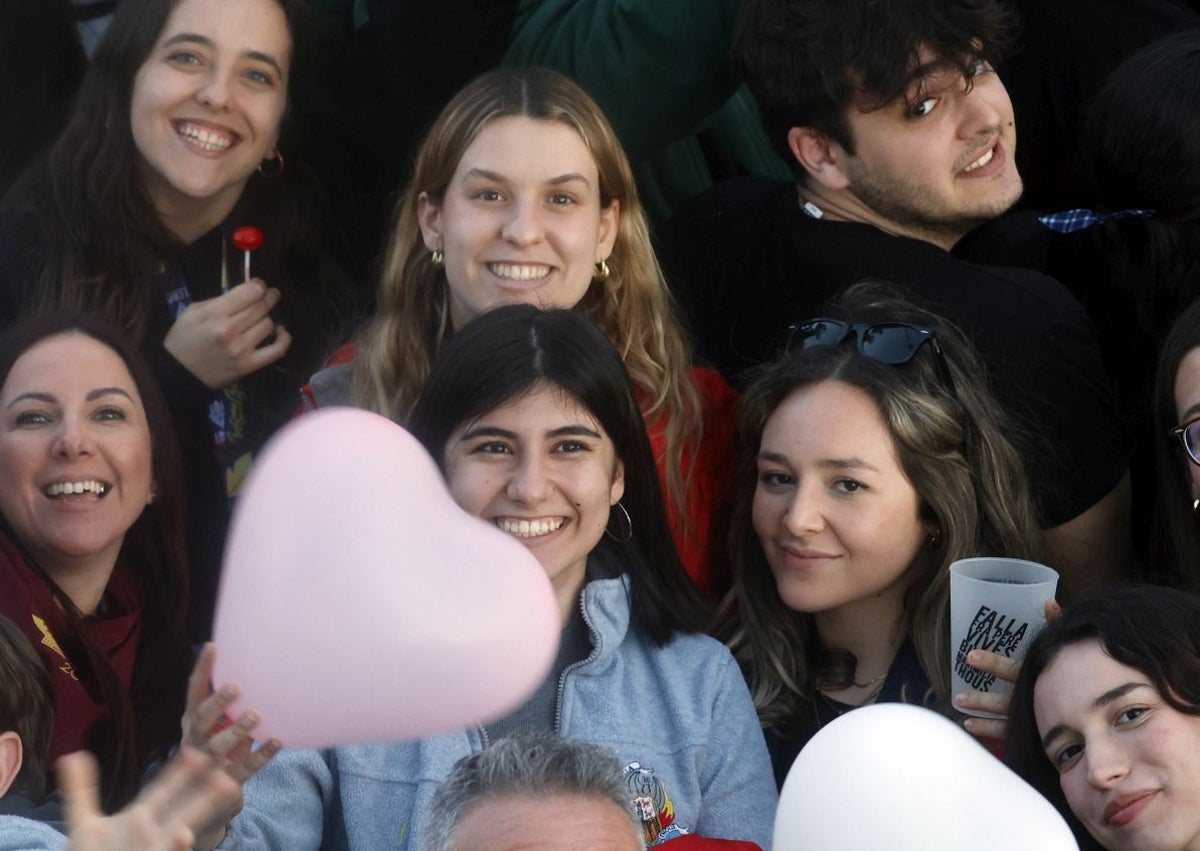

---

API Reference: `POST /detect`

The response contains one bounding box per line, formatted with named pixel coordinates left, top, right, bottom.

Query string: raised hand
left=61, top=748, right=240, bottom=851
left=180, top=644, right=282, bottom=850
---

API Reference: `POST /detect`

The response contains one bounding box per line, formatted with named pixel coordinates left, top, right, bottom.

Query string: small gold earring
left=593, top=258, right=610, bottom=280
left=431, top=248, right=444, bottom=268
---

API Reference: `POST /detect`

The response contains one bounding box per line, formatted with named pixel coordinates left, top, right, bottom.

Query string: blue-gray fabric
left=217, top=576, right=778, bottom=851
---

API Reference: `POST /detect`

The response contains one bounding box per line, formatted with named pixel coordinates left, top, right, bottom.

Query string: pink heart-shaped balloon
left=212, top=409, right=560, bottom=749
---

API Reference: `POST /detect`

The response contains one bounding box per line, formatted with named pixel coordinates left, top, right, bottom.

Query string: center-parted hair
left=733, top=0, right=1014, bottom=168
left=419, top=733, right=640, bottom=851
left=1006, top=585, right=1200, bottom=850
left=407, top=305, right=708, bottom=646
left=351, top=67, right=699, bottom=515
left=726, top=281, right=1040, bottom=728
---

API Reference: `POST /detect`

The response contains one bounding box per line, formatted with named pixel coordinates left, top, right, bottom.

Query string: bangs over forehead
left=849, top=0, right=1014, bottom=112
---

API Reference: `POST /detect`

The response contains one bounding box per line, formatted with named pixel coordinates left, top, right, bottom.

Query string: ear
left=595, top=198, right=620, bottom=263
left=417, top=191, right=443, bottom=252
left=787, top=127, right=851, bottom=191
left=0, top=731, right=24, bottom=798
left=610, top=459, right=626, bottom=506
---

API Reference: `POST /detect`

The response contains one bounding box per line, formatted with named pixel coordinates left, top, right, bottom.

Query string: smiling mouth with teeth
left=174, top=121, right=235, bottom=152
left=496, top=517, right=565, bottom=538
left=487, top=263, right=552, bottom=282
left=961, top=145, right=995, bottom=174
left=43, top=480, right=111, bottom=498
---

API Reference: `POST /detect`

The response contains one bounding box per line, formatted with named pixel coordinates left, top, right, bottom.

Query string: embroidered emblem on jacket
left=624, top=761, right=688, bottom=846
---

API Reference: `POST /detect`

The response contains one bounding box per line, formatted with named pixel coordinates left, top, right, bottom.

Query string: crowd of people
left=2, top=0, right=1200, bottom=850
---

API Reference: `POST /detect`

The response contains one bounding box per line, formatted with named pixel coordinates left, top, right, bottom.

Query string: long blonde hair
left=353, top=67, right=699, bottom=507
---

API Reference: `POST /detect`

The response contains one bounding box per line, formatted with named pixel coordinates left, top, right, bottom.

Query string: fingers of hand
left=242, top=323, right=291, bottom=373
left=954, top=687, right=1011, bottom=718
left=182, top=682, right=239, bottom=749
left=205, top=710, right=260, bottom=761
left=225, top=737, right=281, bottom=785
left=963, top=715, right=1007, bottom=741
left=1045, top=598, right=1063, bottom=621
left=965, top=648, right=1021, bottom=684
left=59, top=751, right=103, bottom=827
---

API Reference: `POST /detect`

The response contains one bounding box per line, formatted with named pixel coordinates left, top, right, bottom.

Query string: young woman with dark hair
left=1006, top=585, right=1200, bottom=851
left=220, top=305, right=777, bottom=850
left=725, top=282, right=1042, bottom=784
left=0, top=0, right=358, bottom=639
left=1152, top=298, right=1200, bottom=590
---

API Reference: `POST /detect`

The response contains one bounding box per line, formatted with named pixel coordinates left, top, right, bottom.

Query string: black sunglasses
left=1170, top=416, right=1200, bottom=467
left=787, top=318, right=957, bottom=394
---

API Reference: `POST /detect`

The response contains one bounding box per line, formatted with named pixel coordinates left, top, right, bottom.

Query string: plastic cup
left=949, top=557, right=1059, bottom=718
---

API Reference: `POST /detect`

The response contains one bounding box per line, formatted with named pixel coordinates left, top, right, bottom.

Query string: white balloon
left=774, top=704, right=1078, bottom=851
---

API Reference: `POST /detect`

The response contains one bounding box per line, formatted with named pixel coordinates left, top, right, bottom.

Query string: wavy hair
left=0, top=311, right=190, bottom=808
left=407, top=305, right=709, bottom=646
left=352, top=67, right=699, bottom=513
left=726, top=281, right=1041, bottom=729
left=1006, top=585, right=1200, bottom=850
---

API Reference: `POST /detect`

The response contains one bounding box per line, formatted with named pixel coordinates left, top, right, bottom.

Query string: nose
left=782, top=481, right=825, bottom=537
left=506, top=453, right=551, bottom=505
left=53, top=417, right=95, bottom=461
left=501, top=197, right=545, bottom=247
left=958, top=78, right=1006, bottom=140
left=1084, top=736, right=1131, bottom=791
left=197, top=68, right=233, bottom=111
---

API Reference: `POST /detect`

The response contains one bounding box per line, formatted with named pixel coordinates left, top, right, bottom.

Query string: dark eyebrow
left=459, top=425, right=516, bottom=442
left=86, top=387, right=134, bottom=403
left=1040, top=682, right=1150, bottom=749
left=547, top=425, right=601, bottom=439
left=757, top=450, right=790, bottom=465
left=460, top=424, right=602, bottom=441
left=162, top=32, right=285, bottom=79
left=6, top=391, right=56, bottom=409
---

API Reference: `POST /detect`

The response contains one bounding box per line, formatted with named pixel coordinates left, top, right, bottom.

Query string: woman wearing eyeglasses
left=1152, top=298, right=1200, bottom=591
left=723, top=281, right=1043, bottom=786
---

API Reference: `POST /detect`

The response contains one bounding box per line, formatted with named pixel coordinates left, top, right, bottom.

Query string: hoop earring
left=258, top=150, right=285, bottom=177
left=431, top=248, right=444, bottom=268
left=605, top=502, right=633, bottom=543
left=593, top=258, right=610, bottom=281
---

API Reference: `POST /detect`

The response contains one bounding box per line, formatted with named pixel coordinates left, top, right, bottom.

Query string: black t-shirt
left=659, top=177, right=1130, bottom=528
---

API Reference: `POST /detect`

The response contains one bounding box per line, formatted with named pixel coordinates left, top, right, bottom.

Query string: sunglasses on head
left=786, top=318, right=957, bottom=394
left=1170, top=416, right=1200, bottom=467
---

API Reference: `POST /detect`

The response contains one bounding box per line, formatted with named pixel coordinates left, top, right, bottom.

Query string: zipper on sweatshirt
left=554, top=590, right=603, bottom=733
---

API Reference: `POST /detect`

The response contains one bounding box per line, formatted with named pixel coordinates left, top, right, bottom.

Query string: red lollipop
left=233, top=226, right=264, bottom=282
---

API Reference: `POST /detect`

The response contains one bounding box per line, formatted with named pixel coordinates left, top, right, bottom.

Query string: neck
left=814, top=590, right=908, bottom=683
left=31, top=549, right=120, bottom=617
left=796, top=184, right=965, bottom=252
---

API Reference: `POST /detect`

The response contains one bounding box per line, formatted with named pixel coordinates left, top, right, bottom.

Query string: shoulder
left=0, top=817, right=65, bottom=851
